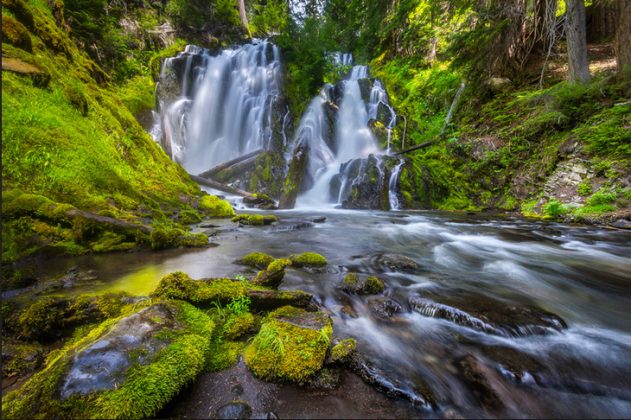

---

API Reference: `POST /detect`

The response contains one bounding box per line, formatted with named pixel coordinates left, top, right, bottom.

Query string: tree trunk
left=237, top=0, right=251, bottom=38
left=197, top=149, right=263, bottom=179
left=566, top=0, right=590, bottom=83
left=616, top=0, right=631, bottom=77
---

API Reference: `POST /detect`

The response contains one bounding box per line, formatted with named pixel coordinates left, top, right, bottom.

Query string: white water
left=296, top=61, right=393, bottom=208
left=158, top=41, right=282, bottom=174
left=388, top=159, right=405, bottom=210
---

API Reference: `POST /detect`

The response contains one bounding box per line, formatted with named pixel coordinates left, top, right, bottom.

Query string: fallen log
left=197, top=149, right=264, bottom=179
left=393, top=141, right=434, bottom=156
left=189, top=174, right=255, bottom=198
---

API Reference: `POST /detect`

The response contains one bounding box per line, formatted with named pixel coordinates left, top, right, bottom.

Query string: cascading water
left=156, top=41, right=282, bottom=174
left=294, top=58, right=401, bottom=209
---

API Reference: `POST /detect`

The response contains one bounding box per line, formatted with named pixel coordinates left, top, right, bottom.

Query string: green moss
left=2, top=300, right=214, bottom=419
left=364, top=276, right=385, bottom=294
left=152, top=272, right=263, bottom=307
left=288, top=252, right=327, bottom=267
left=330, top=338, right=357, bottom=364
left=237, top=252, right=275, bottom=269
left=342, top=273, right=359, bottom=289
left=253, top=258, right=291, bottom=288
left=542, top=199, right=567, bottom=218
left=149, top=227, right=207, bottom=250
left=520, top=199, right=541, bottom=218
left=244, top=306, right=332, bottom=383
left=577, top=180, right=592, bottom=197
left=90, top=232, right=136, bottom=253
left=176, top=209, right=202, bottom=225
left=2, top=340, right=45, bottom=379
left=223, top=312, right=255, bottom=340
left=232, top=214, right=277, bottom=225
left=198, top=195, right=235, bottom=218
left=2, top=14, right=32, bottom=52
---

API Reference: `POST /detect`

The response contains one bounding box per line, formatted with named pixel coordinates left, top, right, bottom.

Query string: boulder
left=409, top=288, right=567, bottom=337
left=368, top=297, right=403, bottom=320
left=372, top=253, right=421, bottom=274
left=244, top=306, right=332, bottom=383
left=341, top=273, right=385, bottom=295
left=2, top=301, right=214, bottom=419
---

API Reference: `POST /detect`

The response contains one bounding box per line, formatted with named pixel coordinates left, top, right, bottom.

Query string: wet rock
left=479, top=345, right=544, bottom=384
left=243, top=193, right=278, bottom=210
left=372, top=253, right=421, bottom=274
left=341, top=273, right=385, bottom=295
left=3, top=301, right=214, bottom=419
left=288, top=252, right=327, bottom=268
left=268, top=219, right=314, bottom=232
left=409, top=288, right=567, bottom=337
left=304, top=367, right=341, bottom=390
left=216, top=401, right=252, bottom=419
left=612, top=219, right=631, bottom=229
left=253, top=259, right=291, bottom=289
left=280, top=142, right=309, bottom=209
left=328, top=338, right=357, bottom=364
left=247, top=289, right=317, bottom=312
left=236, top=252, right=275, bottom=270
left=458, top=355, right=504, bottom=411
left=368, top=297, right=403, bottom=320
left=338, top=155, right=393, bottom=210
left=310, top=216, right=326, bottom=223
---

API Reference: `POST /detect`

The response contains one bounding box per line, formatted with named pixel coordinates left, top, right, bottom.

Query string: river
left=22, top=209, right=631, bottom=418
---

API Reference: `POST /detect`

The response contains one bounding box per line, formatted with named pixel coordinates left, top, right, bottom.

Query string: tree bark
left=237, top=0, right=251, bottom=38
left=188, top=174, right=255, bottom=198
left=566, top=0, right=590, bottom=83
left=616, top=0, right=631, bottom=77
left=197, top=149, right=263, bottom=179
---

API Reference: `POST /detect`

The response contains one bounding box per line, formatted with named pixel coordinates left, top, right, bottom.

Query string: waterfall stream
left=156, top=41, right=282, bottom=175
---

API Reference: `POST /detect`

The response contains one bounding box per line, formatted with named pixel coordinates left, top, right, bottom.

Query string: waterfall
left=388, top=159, right=405, bottom=210
left=295, top=60, right=397, bottom=208
left=156, top=41, right=282, bottom=174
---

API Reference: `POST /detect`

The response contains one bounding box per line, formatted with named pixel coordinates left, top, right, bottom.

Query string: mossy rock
left=149, top=227, right=207, bottom=250
left=2, top=340, right=45, bottom=380
left=232, top=214, right=278, bottom=226
left=236, top=252, right=275, bottom=269
left=2, top=14, right=32, bottom=53
left=341, top=273, right=385, bottom=295
left=329, top=338, right=357, bottom=364
left=16, top=293, right=128, bottom=343
left=244, top=306, right=332, bottom=383
left=152, top=272, right=259, bottom=307
left=288, top=252, right=327, bottom=268
left=176, top=209, right=203, bottom=225
left=198, top=195, right=235, bottom=218
left=2, top=0, right=35, bottom=30
left=253, top=258, right=291, bottom=288
left=2, top=301, right=214, bottom=419
left=223, top=312, right=256, bottom=340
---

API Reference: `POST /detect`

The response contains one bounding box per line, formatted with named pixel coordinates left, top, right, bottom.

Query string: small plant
left=227, top=296, right=251, bottom=316
left=211, top=300, right=226, bottom=320
left=577, top=180, right=592, bottom=197
left=252, top=324, right=285, bottom=356
left=586, top=190, right=617, bottom=206
left=234, top=274, right=248, bottom=282
left=542, top=199, right=567, bottom=217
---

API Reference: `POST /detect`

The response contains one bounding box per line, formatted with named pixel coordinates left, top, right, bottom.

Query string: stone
left=368, top=297, right=403, bottom=320
left=216, top=401, right=252, bottom=419
left=408, top=288, right=567, bottom=337
left=372, top=253, right=421, bottom=274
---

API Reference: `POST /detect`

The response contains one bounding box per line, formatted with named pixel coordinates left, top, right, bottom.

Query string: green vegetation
left=2, top=300, right=214, bottom=419
left=253, top=258, right=291, bottom=288
left=244, top=306, right=332, bottom=383
left=330, top=338, right=357, bottom=364
left=237, top=252, right=276, bottom=269
left=232, top=214, right=278, bottom=225
left=198, top=194, right=236, bottom=218
left=288, top=252, right=327, bottom=267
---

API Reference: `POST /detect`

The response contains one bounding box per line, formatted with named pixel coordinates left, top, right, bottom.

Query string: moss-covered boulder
left=176, top=209, right=203, bottom=225
left=232, top=214, right=278, bottom=226
left=223, top=312, right=256, bottom=340
left=288, top=252, right=327, bottom=268
left=236, top=252, right=275, bottom=269
left=329, top=338, right=357, bottom=364
left=242, top=193, right=277, bottom=210
left=149, top=227, right=208, bottom=250
left=244, top=306, right=332, bottom=383
left=152, top=272, right=315, bottom=311
left=341, top=273, right=385, bottom=295
left=2, top=301, right=214, bottom=419
left=198, top=195, right=235, bottom=218
left=253, top=258, right=291, bottom=288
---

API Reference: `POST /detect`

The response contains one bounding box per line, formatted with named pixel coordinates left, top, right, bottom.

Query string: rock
left=612, top=219, right=631, bottom=229
left=372, top=253, right=421, bottom=273
left=368, top=297, right=403, bottom=320
left=216, top=401, right=252, bottom=419
left=253, top=259, right=291, bottom=289
left=232, top=214, right=277, bottom=226
left=458, top=355, right=504, bottom=411
left=341, top=273, right=385, bottom=295
left=329, top=338, right=357, bottom=364
left=2, top=57, right=50, bottom=87
left=338, top=155, right=390, bottom=210
left=487, top=77, right=511, bottom=92
left=244, top=306, right=332, bottom=383
left=543, top=158, right=594, bottom=206
left=242, top=194, right=277, bottom=210
left=2, top=301, right=214, bottom=419
left=408, top=288, right=567, bottom=337
left=310, top=216, right=326, bottom=223
left=288, top=252, right=327, bottom=268
left=236, top=252, right=276, bottom=269
left=280, top=142, right=309, bottom=209
left=304, top=367, right=341, bottom=390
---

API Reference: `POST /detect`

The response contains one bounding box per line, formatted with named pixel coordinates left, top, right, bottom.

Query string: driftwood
left=197, top=149, right=264, bottom=179
left=189, top=174, right=255, bottom=198
left=394, top=141, right=434, bottom=156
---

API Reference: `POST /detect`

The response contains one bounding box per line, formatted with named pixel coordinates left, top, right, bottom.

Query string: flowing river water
left=21, top=210, right=631, bottom=418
